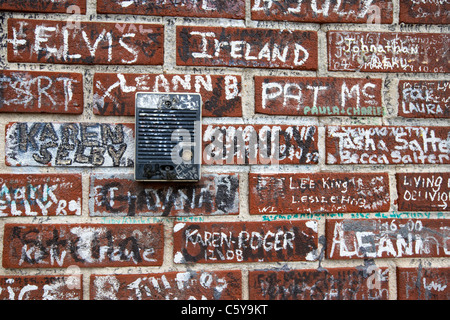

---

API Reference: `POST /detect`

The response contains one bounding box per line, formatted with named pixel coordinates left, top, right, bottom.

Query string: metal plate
left=135, top=93, right=201, bottom=181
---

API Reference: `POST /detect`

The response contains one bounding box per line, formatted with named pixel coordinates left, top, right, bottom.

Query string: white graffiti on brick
left=0, top=180, right=81, bottom=217
left=252, top=0, right=376, bottom=18
left=327, top=126, right=450, bottom=164
left=0, top=72, right=80, bottom=111
left=5, top=122, right=134, bottom=167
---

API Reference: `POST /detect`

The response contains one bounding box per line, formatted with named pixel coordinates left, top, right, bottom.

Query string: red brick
left=0, top=70, right=83, bottom=114
left=399, top=1, right=450, bottom=24
left=326, top=126, right=450, bottom=165
left=328, top=31, right=449, bottom=73
left=0, top=0, right=86, bottom=13
left=396, top=173, right=449, bottom=212
left=0, top=275, right=83, bottom=300
left=251, top=0, right=393, bottom=24
left=7, top=19, right=164, bottom=65
left=91, top=270, right=242, bottom=300
left=89, top=173, right=239, bottom=217
left=397, top=267, right=450, bottom=300
left=326, top=219, right=450, bottom=259
left=249, top=173, right=390, bottom=215
left=0, top=174, right=82, bottom=217
left=93, top=73, right=242, bottom=117
left=203, top=124, right=319, bottom=165
left=249, top=267, right=389, bottom=300
left=3, top=223, right=164, bottom=268
left=173, top=220, right=319, bottom=264
left=177, top=26, right=318, bottom=70
left=97, top=0, right=245, bottom=19
left=255, top=76, right=382, bottom=116
left=5, top=122, right=135, bottom=167
left=398, top=80, right=449, bottom=118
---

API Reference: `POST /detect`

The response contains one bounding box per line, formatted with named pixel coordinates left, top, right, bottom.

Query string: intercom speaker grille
left=135, top=93, right=201, bottom=181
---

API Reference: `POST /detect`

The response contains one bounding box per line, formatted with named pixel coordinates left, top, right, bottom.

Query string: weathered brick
left=0, top=70, right=83, bottom=114
left=3, top=223, right=164, bottom=268
left=5, top=122, right=134, bottom=167
left=328, top=31, right=449, bottom=73
left=0, top=174, right=82, bottom=217
left=255, top=76, right=383, bottom=116
left=326, top=126, right=450, bottom=165
left=249, top=173, right=390, bottom=215
left=249, top=267, right=389, bottom=300
left=97, top=0, right=245, bottom=19
left=396, top=172, right=449, bottom=212
left=399, top=0, right=450, bottom=24
left=91, top=270, right=242, bottom=300
left=0, top=0, right=86, bottom=13
left=0, top=275, right=83, bottom=300
left=93, top=73, right=242, bottom=117
left=203, top=124, right=319, bottom=165
left=177, top=26, right=318, bottom=70
left=7, top=19, right=164, bottom=65
left=173, top=220, right=319, bottom=264
left=397, top=267, right=450, bottom=300
left=398, top=80, right=449, bottom=118
left=326, top=219, right=450, bottom=259
left=89, top=173, right=239, bottom=217
left=251, top=0, right=393, bottom=24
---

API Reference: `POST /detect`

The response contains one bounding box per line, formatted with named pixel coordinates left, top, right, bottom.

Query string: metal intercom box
left=135, top=93, right=202, bottom=182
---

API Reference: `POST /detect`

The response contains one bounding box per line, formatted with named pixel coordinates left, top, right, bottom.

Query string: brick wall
left=0, top=0, right=448, bottom=301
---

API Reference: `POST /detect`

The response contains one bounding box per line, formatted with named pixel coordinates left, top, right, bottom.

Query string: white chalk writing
left=400, top=81, right=449, bottom=117
left=0, top=72, right=80, bottom=112
left=8, top=20, right=162, bottom=64
left=260, top=78, right=380, bottom=116
left=0, top=276, right=81, bottom=300
left=5, top=122, right=134, bottom=167
left=327, top=126, right=450, bottom=164
left=0, top=181, right=81, bottom=217
left=330, top=32, right=448, bottom=73
left=93, top=272, right=230, bottom=300
left=252, top=0, right=375, bottom=19
left=329, top=219, right=450, bottom=259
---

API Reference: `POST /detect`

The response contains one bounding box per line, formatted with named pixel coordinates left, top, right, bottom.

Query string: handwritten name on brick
left=399, top=0, right=450, bottom=24
left=0, top=70, right=83, bottom=114
left=328, top=31, right=449, bottom=73
left=89, top=173, right=239, bottom=217
left=203, top=124, right=319, bottom=165
left=397, top=172, right=449, bottom=211
left=397, top=267, right=449, bottom=300
left=5, top=122, right=134, bottom=167
left=3, top=224, right=164, bottom=268
left=173, top=221, right=318, bottom=264
left=0, top=0, right=86, bottom=13
left=91, top=270, right=242, bottom=300
left=0, top=174, right=82, bottom=217
left=177, top=26, right=318, bottom=70
left=399, top=80, right=449, bottom=118
left=249, top=173, right=390, bottom=215
left=97, top=0, right=245, bottom=19
left=251, top=0, right=393, bottom=24
left=93, top=73, right=242, bottom=117
left=249, top=267, right=389, bottom=300
left=0, top=275, right=82, bottom=300
left=326, top=219, right=450, bottom=259
left=326, top=126, right=450, bottom=165
left=7, top=19, right=164, bottom=65
left=255, top=76, right=382, bottom=116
